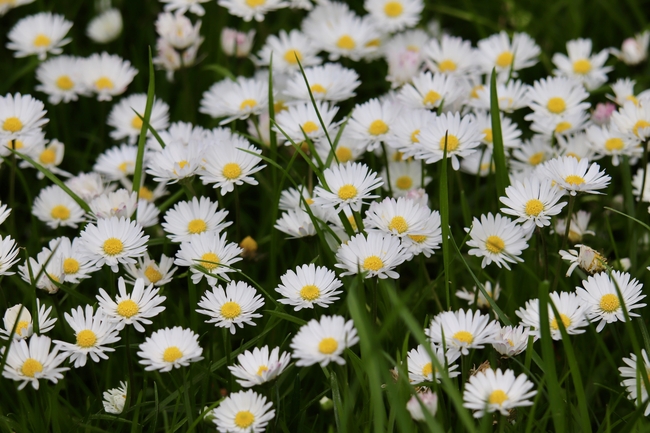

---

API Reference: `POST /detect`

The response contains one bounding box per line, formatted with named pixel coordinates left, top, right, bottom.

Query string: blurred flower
left=611, top=31, right=649, bottom=65
left=87, top=8, right=123, bottom=43
left=228, top=346, right=291, bottom=387
left=82, top=52, right=138, bottom=101
left=552, top=38, right=612, bottom=90
left=221, top=28, right=255, bottom=57
left=107, top=93, right=170, bottom=144
left=103, top=381, right=127, bottom=414
left=407, top=390, right=438, bottom=421
left=619, top=349, right=650, bottom=415
left=7, top=12, right=72, bottom=60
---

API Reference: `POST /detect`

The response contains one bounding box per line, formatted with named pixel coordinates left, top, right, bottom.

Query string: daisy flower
left=93, top=143, right=138, bottom=182
left=196, top=281, right=265, bottom=334
left=221, top=28, right=256, bottom=57
left=554, top=210, right=594, bottom=243
left=467, top=110, right=523, bottom=149
left=0, top=235, right=21, bottom=276
left=463, top=368, right=536, bottom=417
left=7, top=12, right=72, bottom=60
left=0, top=201, right=10, bottom=226
left=619, top=349, right=650, bottom=415
left=87, top=8, right=123, bottom=43
left=423, top=34, right=476, bottom=79
left=466, top=213, right=529, bottom=270
left=200, top=137, right=266, bottom=195
left=559, top=244, right=607, bottom=276
left=146, top=141, right=205, bottom=184
left=525, top=77, right=590, bottom=133
left=254, top=29, right=321, bottom=73
left=107, top=93, right=170, bottom=144
left=18, top=252, right=64, bottom=294
left=124, top=253, right=177, bottom=287
left=515, top=291, right=589, bottom=340
left=138, top=326, right=203, bottom=372
left=97, top=277, right=166, bottom=333
left=274, top=101, right=339, bottom=146
left=79, top=216, right=149, bottom=273
left=290, top=315, right=359, bottom=367
left=475, top=31, right=541, bottom=79
left=611, top=100, right=650, bottom=140
left=425, top=309, right=500, bottom=356
left=274, top=208, right=317, bottom=238
left=218, top=0, right=288, bottom=21
left=200, top=76, right=269, bottom=124
left=455, top=281, right=501, bottom=309
left=89, top=188, right=138, bottom=220
left=0, top=93, right=48, bottom=142
left=385, top=109, right=436, bottom=157
left=2, top=335, right=68, bottom=390
left=175, top=232, right=243, bottom=285
left=552, top=38, right=612, bottom=90
left=576, top=271, right=646, bottom=332
left=400, top=206, right=442, bottom=258
left=346, top=98, right=400, bottom=152
left=35, top=55, right=87, bottom=105
left=586, top=124, right=642, bottom=166
left=469, top=79, right=530, bottom=113
left=275, top=263, right=343, bottom=311
left=537, top=156, right=611, bottom=196
left=407, top=390, right=438, bottom=422
left=161, top=0, right=211, bottom=15
left=82, top=52, right=138, bottom=101
left=407, top=343, right=460, bottom=384
left=611, top=30, right=650, bottom=65
left=284, top=63, right=360, bottom=102
left=380, top=160, right=428, bottom=197
left=211, top=389, right=275, bottom=433
left=510, top=135, right=555, bottom=173
left=364, top=196, right=429, bottom=239
left=364, top=0, right=423, bottom=33
left=0, top=0, right=34, bottom=16
left=162, top=196, right=232, bottom=243
left=315, top=130, right=367, bottom=164
left=103, top=381, right=128, bottom=414
left=46, top=236, right=98, bottom=284
left=65, top=171, right=114, bottom=202
left=155, top=12, right=203, bottom=50
left=384, top=36, right=425, bottom=87
left=54, top=305, right=121, bottom=368
left=398, top=71, right=464, bottom=111
left=492, top=325, right=532, bottom=357
left=228, top=346, right=291, bottom=388
left=314, top=162, right=383, bottom=212
left=499, top=177, right=566, bottom=231
left=1, top=300, right=57, bottom=340
left=335, top=232, right=406, bottom=279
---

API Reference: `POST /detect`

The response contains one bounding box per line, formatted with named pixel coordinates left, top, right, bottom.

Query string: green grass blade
left=489, top=68, right=509, bottom=200
left=132, top=47, right=156, bottom=205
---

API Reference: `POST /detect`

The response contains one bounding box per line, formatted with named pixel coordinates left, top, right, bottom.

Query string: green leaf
left=489, top=68, right=510, bottom=200
left=132, top=47, right=156, bottom=206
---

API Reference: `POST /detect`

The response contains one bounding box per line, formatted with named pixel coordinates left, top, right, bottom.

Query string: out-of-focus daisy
left=526, top=76, right=590, bottom=119
left=456, top=281, right=501, bottom=309
left=32, top=185, right=85, bottom=229
left=124, top=253, right=177, bottom=287
left=228, top=346, right=291, bottom=388
left=492, top=325, right=531, bottom=357
left=7, top=12, right=72, bottom=60
left=138, top=326, right=203, bottom=372
left=619, top=349, right=650, bottom=415
left=2, top=335, right=68, bottom=390
left=467, top=110, right=522, bottom=149
left=0, top=201, right=11, bottom=226
left=45, top=236, right=97, bottom=284
left=89, top=188, right=138, bottom=220
left=20, top=138, right=68, bottom=179
left=36, top=56, right=87, bottom=104
left=290, top=315, right=359, bottom=367
left=200, top=137, right=266, bottom=195
left=470, top=79, right=530, bottom=113
left=586, top=123, right=642, bottom=166
left=79, top=216, right=149, bottom=273
left=1, top=300, right=56, bottom=340
left=0, top=235, right=19, bottom=277
left=94, top=144, right=138, bottom=182
left=463, top=368, right=536, bottom=418
left=274, top=101, right=338, bottom=146
left=18, top=250, right=63, bottom=294
left=315, top=130, right=367, bottom=164
left=347, top=98, right=400, bottom=151
left=146, top=141, right=205, bottom=184
left=275, top=264, right=343, bottom=311
left=559, top=244, right=607, bottom=277
left=538, top=156, right=611, bottom=196
left=611, top=31, right=650, bottom=65
left=0, top=0, right=35, bottom=16
left=553, top=38, right=612, bottom=90
left=196, top=281, right=264, bottom=334
left=254, top=29, right=321, bottom=73
left=364, top=0, right=423, bottom=33
left=162, top=196, right=231, bottom=243
left=398, top=71, right=464, bottom=111
left=476, top=31, right=541, bottom=79
left=82, top=52, right=138, bottom=101
left=221, top=28, right=255, bottom=57
left=384, top=34, right=425, bottom=87
left=87, top=8, right=123, bottom=43
left=0, top=93, right=48, bottom=142
left=516, top=291, right=589, bottom=340
left=211, top=389, right=275, bottom=433
left=608, top=78, right=650, bottom=107
left=314, top=162, right=383, bottom=212
left=407, top=390, right=438, bottom=422
left=161, top=0, right=210, bottom=15
left=65, top=172, right=114, bottom=202
left=200, top=76, right=269, bottom=124
left=380, top=160, right=430, bottom=198
left=611, top=100, right=650, bottom=140
left=466, top=213, right=529, bottom=270
left=103, top=381, right=127, bottom=414
left=407, top=343, right=460, bottom=384
left=576, top=271, right=646, bottom=332
left=554, top=210, right=594, bottom=243
left=54, top=305, right=121, bottom=368
left=499, top=177, right=566, bottom=231
left=385, top=109, right=436, bottom=158
left=218, top=0, right=288, bottom=21
left=335, top=232, right=406, bottom=279
left=107, top=93, right=170, bottom=144
left=284, top=63, right=360, bottom=102
left=274, top=208, right=317, bottom=238
left=510, top=135, right=555, bottom=173
left=175, top=232, right=243, bottom=285
left=97, top=277, right=166, bottom=333
left=155, top=11, right=203, bottom=50
left=364, top=196, right=428, bottom=239
left=423, top=34, right=476, bottom=79
left=426, top=309, right=500, bottom=356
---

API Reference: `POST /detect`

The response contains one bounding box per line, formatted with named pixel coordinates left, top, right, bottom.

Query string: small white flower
left=221, top=28, right=255, bottom=57
left=2, top=335, right=69, bottom=390
left=538, top=156, right=611, bottom=196
left=103, top=381, right=128, bottom=414
left=492, top=325, right=532, bottom=357
left=196, top=281, right=265, bottom=334
left=314, top=162, right=383, bottom=212
left=499, top=176, right=567, bottom=231
left=611, top=31, right=650, bottom=65
left=463, top=368, right=536, bottom=417
left=0, top=235, right=20, bottom=277
left=82, top=52, right=138, bottom=102
left=175, top=232, right=243, bottom=285
left=107, top=93, right=170, bottom=144
left=0, top=93, right=49, bottom=142
left=228, top=346, right=291, bottom=388
left=35, top=55, right=88, bottom=104
left=406, top=343, right=460, bottom=384
left=138, top=326, right=203, bottom=372
left=335, top=232, right=407, bottom=279
left=276, top=263, right=343, bottom=310
left=516, top=291, right=589, bottom=340
left=199, top=137, right=266, bottom=195
left=466, top=213, right=529, bottom=270
left=290, top=315, right=359, bottom=367
left=6, top=12, right=72, bottom=60
left=426, top=309, right=500, bottom=356
left=87, top=8, right=123, bottom=43
left=364, top=0, right=423, bottom=33
left=559, top=244, right=607, bottom=277
left=211, top=389, right=276, bottom=433
left=552, top=38, right=612, bottom=90
left=455, top=281, right=501, bottom=309
left=163, top=196, right=232, bottom=243
left=1, top=300, right=57, bottom=340
left=619, top=349, right=650, bottom=415
left=199, top=76, right=269, bottom=124
left=407, top=390, right=438, bottom=422
left=124, top=252, right=177, bottom=287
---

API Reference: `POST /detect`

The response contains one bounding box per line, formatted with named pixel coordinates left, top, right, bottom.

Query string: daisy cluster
left=2, top=0, right=650, bottom=429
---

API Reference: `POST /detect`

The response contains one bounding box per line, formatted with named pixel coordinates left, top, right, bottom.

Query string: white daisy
left=93, top=144, right=138, bottom=182
left=290, top=315, right=359, bottom=367
left=346, top=98, right=400, bottom=152
left=0, top=93, right=48, bottom=142
left=0, top=201, right=10, bottom=226
left=406, top=343, right=460, bottom=384
left=2, top=335, right=68, bottom=390
left=611, top=31, right=650, bottom=65
left=455, top=281, right=501, bottom=309
left=469, top=79, right=530, bottom=113
left=0, top=235, right=21, bottom=276
left=314, top=162, right=383, bottom=212
left=211, top=389, right=275, bottom=433
left=175, top=232, right=244, bottom=286
left=463, top=368, right=536, bottom=417
left=228, top=346, right=291, bottom=388
left=146, top=140, right=205, bottom=184
left=6, top=12, right=72, bottom=60
left=82, top=52, right=138, bottom=102
left=87, top=8, right=123, bottom=43
left=407, top=390, right=438, bottom=422
left=35, top=55, right=87, bottom=104
left=218, top=0, right=288, bottom=21
left=423, top=34, right=476, bottom=79
left=466, top=213, right=529, bottom=270
left=107, top=93, right=170, bottom=144
left=619, top=349, right=650, bottom=415
left=46, top=236, right=98, bottom=284
left=200, top=76, right=269, bottom=124
left=537, top=156, right=611, bottom=196
left=155, top=12, right=203, bottom=50
left=398, top=71, right=464, bottom=111
left=274, top=208, right=318, bottom=239
left=315, top=130, right=367, bottom=164
left=196, top=281, right=265, bottom=334
left=425, top=309, right=500, bottom=356
left=221, top=28, right=256, bottom=57
left=103, top=381, right=127, bottom=414
left=586, top=124, right=642, bottom=166
left=17, top=251, right=64, bottom=294
left=554, top=210, right=594, bottom=244
left=552, top=38, right=612, bottom=90
left=559, top=244, right=607, bottom=277
left=509, top=135, right=555, bottom=173
left=611, top=100, right=650, bottom=140
left=380, top=160, right=430, bottom=198
left=200, top=137, right=266, bottom=195
left=1, top=300, right=57, bottom=340
left=138, top=326, right=203, bottom=372
left=89, top=188, right=138, bottom=221
left=275, top=263, right=343, bottom=310
left=124, top=252, right=177, bottom=287
left=364, top=196, right=429, bottom=239
left=274, top=101, right=339, bottom=146
left=515, top=291, right=589, bottom=340
left=467, top=110, right=522, bottom=149
left=475, top=31, right=541, bottom=79
left=499, top=176, right=567, bottom=231
left=284, top=63, right=360, bottom=102
left=65, top=171, right=114, bottom=202
left=364, top=0, right=423, bottom=33
left=162, top=196, right=231, bottom=243
left=254, top=29, right=321, bottom=73
left=335, top=232, right=407, bottom=279
left=492, top=325, right=532, bottom=357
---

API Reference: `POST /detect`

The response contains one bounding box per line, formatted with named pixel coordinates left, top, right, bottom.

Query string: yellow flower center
left=496, top=51, right=514, bottom=68
left=300, top=284, right=320, bottom=301
left=116, top=299, right=139, bottom=318
left=551, top=313, right=571, bottom=330
left=408, top=234, right=426, bottom=243
left=525, top=198, right=544, bottom=216
left=483, top=128, right=493, bottom=143
left=3, top=117, right=23, bottom=133
left=368, top=119, right=389, bottom=136
left=363, top=255, right=384, bottom=271
left=555, top=121, right=572, bottom=133
left=485, top=235, right=505, bottom=254
left=489, top=389, right=508, bottom=405
left=144, top=265, right=163, bottom=283
left=396, top=176, right=413, bottom=190
left=633, top=120, right=650, bottom=137
left=410, top=129, right=420, bottom=144
left=118, top=161, right=133, bottom=173
left=187, top=219, right=207, bottom=234
left=452, top=330, right=474, bottom=344
left=422, top=362, right=433, bottom=377
left=240, top=236, right=258, bottom=253
left=76, top=329, right=97, bottom=348
left=573, top=59, right=592, bottom=74
left=335, top=147, right=353, bottom=163
left=221, top=301, right=242, bottom=319
left=366, top=39, right=381, bottom=48
left=439, top=134, right=459, bottom=152
left=470, top=85, right=484, bottom=99
left=565, top=175, right=585, bottom=185
left=56, top=75, right=74, bottom=90
left=626, top=95, right=639, bottom=105
left=8, top=140, right=23, bottom=150
left=50, top=205, right=70, bottom=220
left=337, top=184, right=357, bottom=200
left=33, top=34, right=51, bottom=47
left=21, top=358, right=43, bottom=378
left=336, top=35, right=356, bottom=50
left=384, top=1, right=403, bottom=17
left=318, top=337, right=338, bottom=354
left=599, top=293, right=620, bottom=313
left=200, top=252, right=220, bottom=270
left=95, top=76, right=114, bottom=90
left=347, top=215, right=358, bottom=231
left=163, top=346, right=183, bottom=363
left=63, top=258, right=80, bottom=274
left=222, top=162, right=242, bottom=180
left=14, top=320, right=29, bottom=337
left=139, top=186, right=154, bottom=201
left=310, top=84, right=326, bottom=94
left=102, top=238, right=124, bottom=256
left=528, top=152, right=545, bottom=166
left=131, top=115, right=143, bottom=130
left=568, top=230, right=581, bottom=243
left=547, top=97, right=566, bottom=114
left=438, top=59, right=457, bottom=72
left=604, top=138, right=624, bottom=151
left=388, top=216, right=408, bottom=234
left=422, top=90, right=441, bottom=106
left=239, top=99, right=257, bottom=110
left=284, top=49, right=302, bottom=64
left=234, top=410, right=255, bottom=428
left=302, top=121, right=319, bottom=134
left=39, top=148, right=57, bottom=164
left=256, top=365, right=269, bottom=376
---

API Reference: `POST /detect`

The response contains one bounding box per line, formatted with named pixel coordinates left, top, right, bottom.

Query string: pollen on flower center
left=245, top=0, right=265, bottom=7
left=310, top=84, right=326, bottom=94
left=422, top=362, right=433, bottom=377
left=555, top=121, right=572, bottom=133
left=565, top=175, right=585, bottom=185
left=300, top=284, right=321, bottom=301
left=336, top=35, right=356, bottom=50
left=118, top=161, right=133, bottom=173
left=302, top=121, right=319, bottom=134
left=483, top=128, right=493, bottom=143
left=131, top=116, right=143, bottom=130
left=496, top=51, right=514, bottom=68
left=470, top=85, right=484, bottom=99
left=525, top=198, right=544, bottom=216
left=396, top=176, right=413, bottom=190
left=318, top=337, right=338, bottom=354
left=40, top=148, right=57, bottom=164
left=528, top=152, right=545, bottom=166
left=103, top=238, right=124, bottom=255
left=222, top=162, right=242, bottom=180
left=335, top=147, right=353, bottom=163
left=368, top=119, right=389, bottom=136
left=76, top=329, right=97, bottom=348
left=116, top=299, right=139, bottom=318
left=144, top=265, right=163, bottom=283
left=221, top=301, right=242, bottom=319
left=284, top=49, right=303, bottom=64
left=337, top=184, right=357, bottom=200
left=63, top=258, right=80, bottom=274
left=363, top=255, right=384, bottom=271
left=256, top=365, right=269, bottom=376
left=439, top=134, right=459, bottom=152
left=162, top=346, right=183, bottom=363
left=599, top=293, right=620, bottom=313
left=33, top=34, right=51, bottom=47
left=422, top=90, right=441, bottom=106
left=56, top=75, right=74, bottom=90
left=485, top=235, right=505, bottom=254
left=200, top=252, right=220, bottom=270
left=489, top=389, right=508, bottom=405
left=453, top=330, right=474, bottom=344
left=239, top=99, right=257, bottom=110
left=388, top=216, right=408, bottom=234
left=16, top=321, right=29, bottom=336
left=21, top=358, right=43, bottom=378
left=438, top=59, right=457, bottom=72
left=551, top=313, right=571, bottom=330
left=384, top=1, right=404, bottom=17
left=605, top=138, right=624, bottom=151
left=547, top=97, right=566, bottom=114
left=95, top=77, right=114, bottom=90
left=3, top=117, right=23, bottom=133
left=234, top=410, right=255, bottom=428
left=410, top=129, right=420, bottom=144
left=50, top=205, right=71, bottom=220
left=633, top=120, right=650, bottom=137
left=573, top=58, right=592, bottom=74
left=187, top=219, right=207, bottom=234
left=408, top=234, right=427, bottom=243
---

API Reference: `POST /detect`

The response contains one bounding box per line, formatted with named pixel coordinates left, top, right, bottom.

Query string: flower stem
left=552, top=194, right=575, bottom=292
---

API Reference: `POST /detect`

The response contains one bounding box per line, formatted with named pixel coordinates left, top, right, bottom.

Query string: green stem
left=552, top=194, right=575, bottom=293
left=125, top=326, right=136, bottom=408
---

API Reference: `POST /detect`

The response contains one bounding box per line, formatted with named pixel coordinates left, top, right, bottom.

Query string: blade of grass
left=132, top=47, right=156, bottom=206
left=489, top=69, right=509, bottom=200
